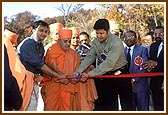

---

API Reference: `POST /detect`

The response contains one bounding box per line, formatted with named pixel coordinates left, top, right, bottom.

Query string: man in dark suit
left=144, top=26, right=164, bottom=111
left=4, top=45, right=23, bottom=111
left=124, top=30, right=149, bottom=111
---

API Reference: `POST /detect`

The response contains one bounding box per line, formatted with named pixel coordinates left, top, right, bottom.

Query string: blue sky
left=2, top=2, right=98, bottom=19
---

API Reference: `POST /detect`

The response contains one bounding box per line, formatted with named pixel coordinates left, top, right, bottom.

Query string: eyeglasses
left=153, top=32, right=164, bottom=38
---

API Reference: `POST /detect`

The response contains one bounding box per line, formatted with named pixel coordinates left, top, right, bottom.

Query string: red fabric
left=42, top=43, right=97, bottom=111
left=87, top=72, right=164, bottom=78
left=58, top=29, right=72, bottom=39
left=19, top=71, right=34, bottom=111
left=4, top=37, right=34, bottom=111
left=43, top=43, right=80, bottom=110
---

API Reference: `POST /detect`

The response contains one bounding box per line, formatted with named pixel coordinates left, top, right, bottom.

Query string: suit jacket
left=150, top=40, right=164, bottom=72
left=149, top=40, right=164, bottom=91
left=125, top=45, right=149, bottom=92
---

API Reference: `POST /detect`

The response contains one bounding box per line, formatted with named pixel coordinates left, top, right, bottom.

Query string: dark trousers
left=132, top=91, right=149, bottom=111
left=94, top=77, right=133, bottom=111
left=150, top=76, right=164, bottom=111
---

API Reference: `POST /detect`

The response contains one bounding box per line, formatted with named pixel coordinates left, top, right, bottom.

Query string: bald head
left=49, top=23, right=63, bottom=41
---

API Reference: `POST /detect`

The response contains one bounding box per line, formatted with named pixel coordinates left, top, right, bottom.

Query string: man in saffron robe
left=70, top=27, right=80, bottom=50
left=42, top=28, right=97, bottom=111
left=44, top=23, right=63, bottom=55
left=3, top=29, right=34, bottom=111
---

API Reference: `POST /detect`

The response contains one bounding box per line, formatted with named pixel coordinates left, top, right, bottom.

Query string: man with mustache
left=144, top=26, right=164, bottom=111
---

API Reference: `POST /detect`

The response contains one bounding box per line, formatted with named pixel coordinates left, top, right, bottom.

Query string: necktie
left=127, top=48, right=131, bottom=69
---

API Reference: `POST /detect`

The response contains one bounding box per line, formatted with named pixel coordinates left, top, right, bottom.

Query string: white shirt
left=157, top=42, right=163, bottom=57
left=127, top=45, right=135, bottom=60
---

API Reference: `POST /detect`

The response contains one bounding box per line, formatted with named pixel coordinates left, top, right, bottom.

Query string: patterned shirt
left=76, top=43, right=90, bottom=61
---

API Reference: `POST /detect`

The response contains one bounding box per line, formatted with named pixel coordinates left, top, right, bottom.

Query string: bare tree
left=55, top=4, right=84, bottom=27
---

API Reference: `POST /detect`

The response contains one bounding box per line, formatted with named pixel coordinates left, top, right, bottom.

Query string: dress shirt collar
left=127, top=45, right=135, bottom=51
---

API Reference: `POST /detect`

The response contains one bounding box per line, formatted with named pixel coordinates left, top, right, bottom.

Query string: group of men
left=4, top=18, right=164, bottom=111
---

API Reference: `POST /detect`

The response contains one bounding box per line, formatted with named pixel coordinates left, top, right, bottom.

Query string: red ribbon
left=41, top=72, right=163, bottom=81
left=39, top=72, right=164, bottom=86
left=87, top=72, right=164, bottom=79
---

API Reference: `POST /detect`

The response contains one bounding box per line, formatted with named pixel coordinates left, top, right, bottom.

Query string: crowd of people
left=3, top=18, right=164, bottom=111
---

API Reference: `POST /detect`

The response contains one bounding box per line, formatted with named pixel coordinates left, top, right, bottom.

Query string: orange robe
left=4, top=37, right=34, bottom=111
left=42, top=43, right=97, bottom=111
